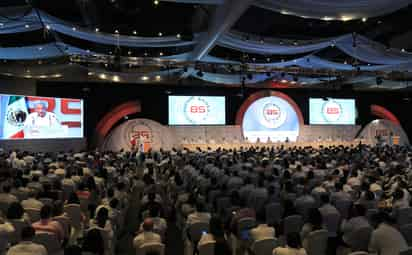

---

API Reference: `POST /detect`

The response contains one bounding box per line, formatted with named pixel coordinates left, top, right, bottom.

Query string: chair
left=188, top=222, right=210, bottom=244
left=198, top=241, right=215, bottom=255
left=0, top=202, right=10, bottom=216
left=283, top=215, right=303, bottom=235
left=401, top=247, right=412, bottom=255
left=347, top=226, right=373, bottom=252
left=397, top=208, right=412, bottom=226
left=33, top=231, right=63, bottom=255
left=39, top=198, right=54, bottom=206
left=236, top=217, right=256, bottom=238
left=216, top=197, right=231, bottom=216
left=9, top=219, right=29, bottom=244
left=53, top=215, right=71, bottom=240
left=366, top=209, right=378, bottom=224
left=304, top=229, right=328, bottom=255
left=25, top=208, right=41, bottom=222
left=401, top=224, right=412, bottom=246
left=138, top=242, right=165, bottom=255
left=321, top=212, right=341, bottom=237
left=335, top=200, right=352, bottom=219
left=265, top=203, right=282, bottom=225
left=63, top=204, right=83, bottom=241
left=250, top=238, right=278, bottom=255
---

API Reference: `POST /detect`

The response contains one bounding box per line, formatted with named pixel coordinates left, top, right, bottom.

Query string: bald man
left=133, top=218, right=162, bottom=250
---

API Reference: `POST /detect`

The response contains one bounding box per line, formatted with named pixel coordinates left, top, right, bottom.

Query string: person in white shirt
left=249, top=213, right=275, bottom=241
left=21, top=191, right=44, bottom=211
left=139, top=207, right=167, bottom=241
left=23, top=102, right=64, bottom=138
left=133, top=218, right=162, bottom=251
left=7, top=226, right=47, bottom=255
left=369, top=211, right=408, bottom=255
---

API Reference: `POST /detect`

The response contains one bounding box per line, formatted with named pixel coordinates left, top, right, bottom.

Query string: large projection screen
left=0, top=94, right=84, bottom=139
left=309, top=98, right=356, bottom=125
left=168, top=96, right=226, bottom=125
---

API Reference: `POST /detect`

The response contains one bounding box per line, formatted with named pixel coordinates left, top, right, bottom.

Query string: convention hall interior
left=2, top=1, right=412, bottom=255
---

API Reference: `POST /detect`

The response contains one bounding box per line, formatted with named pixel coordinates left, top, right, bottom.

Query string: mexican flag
left=2, top=96, right=29, bottom=139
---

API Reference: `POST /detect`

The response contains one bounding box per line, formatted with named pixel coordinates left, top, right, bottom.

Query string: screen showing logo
left=242, top=95, right=301, bottom=142
left=184, top=97, right=210, bottom=124
left=322, top=100, right=342, bottom=122
left=129, top=124, right=153, bottom=144
left=309, top=98, right=356, bottom=125
left=262, top=103, right=287, bottom=129
left=168, top=96, right=225, bottom=125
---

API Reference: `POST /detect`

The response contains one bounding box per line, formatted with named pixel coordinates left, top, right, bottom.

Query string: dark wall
left=37, top=81, right=412, bottom=143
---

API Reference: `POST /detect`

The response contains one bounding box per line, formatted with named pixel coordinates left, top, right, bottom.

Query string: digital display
left=242, top=96, right=300, bottom=142
left=309, top=98, right=356, bottom=125
left=168, top=96, right=226, bottom=125
left=0, top=94, right=84, bottom=139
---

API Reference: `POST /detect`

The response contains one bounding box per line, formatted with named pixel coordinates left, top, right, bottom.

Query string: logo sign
left=184, top=97, right=210, bottom=124
left=261, top=103, right=287, bottom=128
left=129, top=123, right=153, bottom=145
left=6, top=109, right=27, bottom=127
left=322, top=100, right=342, bottom=123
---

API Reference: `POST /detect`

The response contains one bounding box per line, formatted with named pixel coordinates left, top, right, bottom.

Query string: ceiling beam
left=190, top=0, right=253, bottom=61
left=76, top=0, right=99, bottom=28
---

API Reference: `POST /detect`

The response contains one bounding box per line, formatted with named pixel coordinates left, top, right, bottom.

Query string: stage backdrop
left=101, top=118, right=176, bottom=151
left=358, top=119, right=410, bottom=146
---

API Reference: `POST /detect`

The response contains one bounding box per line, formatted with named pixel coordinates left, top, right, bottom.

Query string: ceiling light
left=362, top=17, right=367, bottom=22
left=99, top=74, right=107, bottom=79
left=281, top=79, right=288, bottom=83
left=158, top=32, right=163, bottom=37
left=133, top=30, right=137, bottom=35
left=266, top=58, right=271, bottom=62
left=25, top=24, right=30, bottom=28
left=154, top=0, right=159, bottom=5
left=45, top=25, right=51, bottom=30
left=113, top=75, right=120, bottom=82
left=144, top=52, right=148, bottom=56
left=72, top=27, right=76, bottom=31
left=52, top=73, right=62, bottom=78
left=402, top=48, right=406, bottom=52
left=155, top=75, right=161, bottom=80
left=322, top=16, right=333, bottom=21
left=115, top=29, right=119, bottom=34
left=0, top=23, right=3, bottom=26
left=24, top=75, right=32, bottom=78
left=141, top=76, right=149, bottom=81
left=128, top=51, right=132, bottom=55
left=176, top=33, right=181, bottom=39
left=95, top=28, right=99, bottom=32
left=39, top=75, right=47, bottom=79
left=340, top=16, right=352, bottom=22
left=88, top=72, right=94, bottom=76
left=159, top=52, right=163, bottom=56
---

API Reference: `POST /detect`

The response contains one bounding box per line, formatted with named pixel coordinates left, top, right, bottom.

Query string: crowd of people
left=0, top=144, right=411, bottom=255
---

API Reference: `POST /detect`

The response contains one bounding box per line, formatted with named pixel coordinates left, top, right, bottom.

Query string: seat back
left=335, top=200, right=352, bottom=219
left=25, top=208, right=41, bottom=222
left=9, top=219, right=29, bottom=244
left=283, top=215, right=303, bottom=235
left=348, top=226, right=373, bottom=252
left=188, top=222, right=210, bottom=243
left=251, top=238, right=278, bottom=255
left=305, top=229, right=328, bottom=255
left=63, top=204, right=82, bottom=229
left=0, top=202, right=10, bottom=216
left=216, top=197, right=231, bottom=216
left=199, top=241, right=215, bottom=255
left=397, top=208, right=412, bottom=226
left=33, top=231, right=61, bottom=254
left=322, top=212, right=341, bottom=237
left=39, top=198, right=54, bottom=206
left=237, top=217, right=257, bottom=237
left=265, top=203, right=282, bottom=225
left=138, top=242, right=165, bottom=255
left=401, top=224, right=412, bottom=246
left=401, top=247, right=412, bottom=255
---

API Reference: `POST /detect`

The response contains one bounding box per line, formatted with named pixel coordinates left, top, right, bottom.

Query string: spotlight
left=196, top=70, right=204, bottom=77
left=154, top=0, right=159, bottom=5
left=141, top=76, right=149, bottom=81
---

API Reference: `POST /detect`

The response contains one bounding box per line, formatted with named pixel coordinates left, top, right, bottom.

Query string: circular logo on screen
left=184, top=97, right=210, bottom=124
left=6, top=109, right=27, bottom=127
left=322, top=100, right=342, bottom=123
left=261, top=103, right=287, bottom=128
